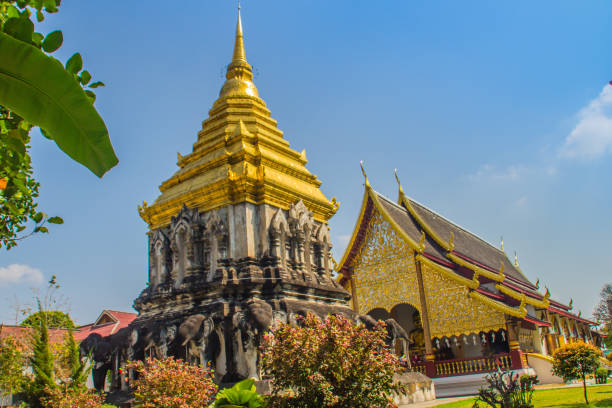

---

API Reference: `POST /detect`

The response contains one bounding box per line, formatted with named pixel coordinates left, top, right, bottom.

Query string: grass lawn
left=435, top=385, right=612, bottom=407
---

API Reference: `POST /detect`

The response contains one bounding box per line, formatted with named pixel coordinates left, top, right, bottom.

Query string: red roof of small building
left=0, top=309, right=138, bottom=346
left=73, top=310, right=137, bottom=341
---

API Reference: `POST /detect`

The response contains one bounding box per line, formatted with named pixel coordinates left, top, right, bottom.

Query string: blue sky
left=2, top=1, right=611, bottom=325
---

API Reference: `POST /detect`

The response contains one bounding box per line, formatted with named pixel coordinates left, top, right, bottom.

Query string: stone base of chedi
left=84, top=201, right=354, bottom=390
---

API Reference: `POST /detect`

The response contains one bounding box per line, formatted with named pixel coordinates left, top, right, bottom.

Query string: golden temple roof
left=139, top=7, right=338, bottom=229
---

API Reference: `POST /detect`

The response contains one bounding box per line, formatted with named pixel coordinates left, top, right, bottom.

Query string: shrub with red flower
left=41, top=384, right=105, bottom=408
left=127, top=357, right=217, bottom=408
left=261, top=313, right=405, bottom=408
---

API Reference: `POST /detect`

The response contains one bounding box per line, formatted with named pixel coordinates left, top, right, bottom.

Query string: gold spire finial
left=360, top=161, right=371, bottom=188
left=500, top=236, right=504, bottom=252
left=233, top=3, right=246, bottom=64
left=514, top=251, right=519, bottom=267
left=394, top=169, right=405, bottom=196
left=218, top=4, right=259, bottom=98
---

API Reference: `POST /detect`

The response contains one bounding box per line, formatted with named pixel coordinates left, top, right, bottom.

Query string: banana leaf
left=0, top=31, right=118, bottom=177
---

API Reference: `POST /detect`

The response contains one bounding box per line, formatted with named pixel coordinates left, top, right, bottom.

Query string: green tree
left=0, top=0, right=118, bottom=249
left=552, top=341, right=602, bottom=405
left=21, top=310, right=74, bottom=329
left=24, top=301, right=56, bottom=408
left=63, top=328, right=89, bottom=388
left=0, top=335, right=26, bottom=407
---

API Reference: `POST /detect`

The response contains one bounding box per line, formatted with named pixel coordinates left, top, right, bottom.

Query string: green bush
left=595, top=367, right=608, bottom=384
left=211, top=378, right=265, bottom=408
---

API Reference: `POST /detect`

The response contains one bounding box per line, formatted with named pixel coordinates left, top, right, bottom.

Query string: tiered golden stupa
left=125, top=7, right=352, bottom=385
left=139, top=7, right=338, bottom=229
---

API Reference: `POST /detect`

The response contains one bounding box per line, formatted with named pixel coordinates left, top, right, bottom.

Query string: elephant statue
left=233, top=298, right=273, bottom=380
left=80, top=333, right=113, bottom=390
left=384, top=318, right=410, bottom=358
left=357, top=314, right=379, bottom=330
left=179, top=314, right=215, bottom=366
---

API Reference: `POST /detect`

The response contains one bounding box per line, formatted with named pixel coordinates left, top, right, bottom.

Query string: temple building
left=337, top=167, right=604, bottom=390
left=85, top=6, right=354, bottom=393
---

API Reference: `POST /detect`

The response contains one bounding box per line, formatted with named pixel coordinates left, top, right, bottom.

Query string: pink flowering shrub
left=127, top=357, right=217, bottom=408
left=41, top=384, right=106, bottom=408
left=261, top=313, right=405, bottom=408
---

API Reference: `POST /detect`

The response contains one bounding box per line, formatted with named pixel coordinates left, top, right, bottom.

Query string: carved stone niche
left=169, top=205, right=202, bottom=288
left=202, top=210, right=228, bottom=281
left=288, top=200, right=313, bottom=275
left=149, top=229, right=170, bottom=288
left=269, top=208, right=290, bottom=268
left=313, top=223, right=333, bottom=284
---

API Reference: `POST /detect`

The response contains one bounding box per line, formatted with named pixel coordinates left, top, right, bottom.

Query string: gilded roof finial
left=394, top=168, right=405, bottom=197
left=569, top=298, right=573, bottom=310
left=219, top=3, right=259, bottom=98
left=418, top=230, right=426, bottom=253
left=500, top=236, right=504, bottom=252
left=360, top=161, right=371, bottom=188
left=514, top=251, right=519, bottom=267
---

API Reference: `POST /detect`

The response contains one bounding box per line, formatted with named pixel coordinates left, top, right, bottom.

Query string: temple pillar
left=349, top=272, right=359, bottom=313
left=414, top=256, right=436, bottom=377
left=506, top=320, right=526, bottom=369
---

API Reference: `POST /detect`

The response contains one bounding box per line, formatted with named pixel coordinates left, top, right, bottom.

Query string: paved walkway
left=399, top=381, right=611, bottom=407
left=399, top=396, right=472, bottom=407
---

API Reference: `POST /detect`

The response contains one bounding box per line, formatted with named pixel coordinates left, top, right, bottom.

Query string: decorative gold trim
left=469, top=291, right=527, bottom=318
left=495, top=284, right=550, bottom=309
left=397, top=185, right=452, bottom=252
left=395, top=177, right=506, bottom=282
left=526, top=353, right=554, bottom=363
left=360, top=164, right=421, bottom=252
left=416, top=254, right=479, bottom=290
left=433, top=324, right=507, bottom=339
left=447, top=253, right=505, bottom=282
left=370, top=188, right=422, bottom=253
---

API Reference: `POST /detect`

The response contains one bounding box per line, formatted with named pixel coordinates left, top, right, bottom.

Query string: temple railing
left=413, top=353, right=512, bottom=378
left=411, top=364, right=425, bottom=375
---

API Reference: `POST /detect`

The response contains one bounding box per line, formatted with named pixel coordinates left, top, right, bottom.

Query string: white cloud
left=515, top=196, right=528, bottom=207
left=560, top=84, right=612, bottom=159
left=0, top=264, right=43, bottom=286
left=468, top=164, right=526, bottom=182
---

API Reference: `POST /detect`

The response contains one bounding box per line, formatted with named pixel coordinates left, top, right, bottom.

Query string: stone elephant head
left=357, top=314, right=379, bottom=331
left=384, top=318, right=409, bottom=356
